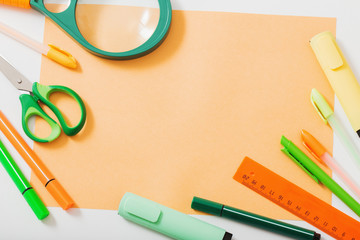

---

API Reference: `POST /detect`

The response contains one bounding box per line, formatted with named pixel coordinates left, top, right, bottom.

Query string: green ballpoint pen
left=281, top=135, right=360, bottom=217
left=0, top=138, right=49, bottom=220
left=191, top=197, right=321, bottom=240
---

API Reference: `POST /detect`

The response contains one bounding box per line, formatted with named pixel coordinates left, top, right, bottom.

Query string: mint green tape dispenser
left=118, top=192, right=233, bottom=240
left=1, top=0, right=172, bottom=60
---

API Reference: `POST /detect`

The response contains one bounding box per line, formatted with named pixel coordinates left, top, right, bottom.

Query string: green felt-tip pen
left=0, top=138, right=49, bottom=220
left=192, top=197, right=321, bottom=240
left=281, top=135, right=360, bottom=217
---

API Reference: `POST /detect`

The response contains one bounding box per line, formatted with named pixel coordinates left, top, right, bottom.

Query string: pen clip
left=47, top=44, right=77, bottom=68
left=302, top=142, right=325, bottom=165
left=310, top=89, right=334, bottom=125
left=311, top=94, right=327, bottom=124
left=281, top=148, right=320, bottom=184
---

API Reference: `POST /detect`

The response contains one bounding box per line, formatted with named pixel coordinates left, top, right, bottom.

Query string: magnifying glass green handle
left=29, top=0, right=172, bottom=60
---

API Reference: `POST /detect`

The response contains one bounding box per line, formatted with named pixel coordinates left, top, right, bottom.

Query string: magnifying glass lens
left=44, top=0, right=70, bottom=13
left=75, top=1, right=160, bottom=53
left=41, top=0, right=169, bottom=59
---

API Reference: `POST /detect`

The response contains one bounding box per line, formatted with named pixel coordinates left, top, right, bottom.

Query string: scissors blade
left=0, top=55, right=33, bottom=92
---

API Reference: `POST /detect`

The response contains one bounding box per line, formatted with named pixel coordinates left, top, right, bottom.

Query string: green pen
left=0, top=138, right=49, bottom=220
left=191, top=197, right=321, bottom=240
left=281, top=135, right=360, bottom=217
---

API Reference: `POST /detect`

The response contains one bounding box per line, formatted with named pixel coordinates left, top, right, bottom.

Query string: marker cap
left=46, top=180, right=74, bottom=210
left=301, top=130, right=327, bottom=162
left=191, top=197, right=223, bottom=216
left=310, top=88, right=333, bottom=124
left=310, top=31, right=360, bottom=135
left=46, top=44, right=77, bottom=69
left=23, top=188, right=49, bottom=220
left=281, top=136, right=320, bottom=183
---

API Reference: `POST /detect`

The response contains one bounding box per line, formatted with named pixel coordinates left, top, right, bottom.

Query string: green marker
left=281, top=135, right=360, bottom=217
left=192, top=197, right=320, bottom=240
left=0, top=139, right=49, bottom=220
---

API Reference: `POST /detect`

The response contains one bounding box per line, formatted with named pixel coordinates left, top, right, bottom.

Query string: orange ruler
left=233, top=157, right=360, bottom=240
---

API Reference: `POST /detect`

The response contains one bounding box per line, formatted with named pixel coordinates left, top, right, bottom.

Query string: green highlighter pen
left=118, top=192, right=232, bottom=240
left=0, top=138, right=49, bottom=220
left=192, top=197, right=320, bottom=240
left=281, top=135, right=360, bottom=217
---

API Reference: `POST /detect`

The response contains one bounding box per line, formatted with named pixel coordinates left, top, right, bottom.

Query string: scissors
left=0, top=55, right=86, bottom=143
left=0, top=0, right=172, bottom=60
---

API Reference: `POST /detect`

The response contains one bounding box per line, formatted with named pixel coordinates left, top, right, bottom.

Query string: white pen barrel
left=0, top=22, right=49, bottom=55
left=321, top=152, right=360, bottom=200
left=328, top=115, right=360, bottom=167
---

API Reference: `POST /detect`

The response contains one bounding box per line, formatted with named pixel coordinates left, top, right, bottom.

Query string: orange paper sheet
left=31, top=6, right=336, bottom=219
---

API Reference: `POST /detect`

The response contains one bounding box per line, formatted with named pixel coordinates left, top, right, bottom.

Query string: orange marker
left=0, top=111, right=74, bottom=210
left=302, top=129, right=360, bottom=201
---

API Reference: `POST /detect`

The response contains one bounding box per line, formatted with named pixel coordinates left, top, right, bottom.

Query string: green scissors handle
left=19, top=82, right=86, bottom=143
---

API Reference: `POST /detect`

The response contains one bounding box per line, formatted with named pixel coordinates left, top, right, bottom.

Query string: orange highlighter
left=301, top=129, right=360, bottom=201
left=0, top=111, right=74, bottom=210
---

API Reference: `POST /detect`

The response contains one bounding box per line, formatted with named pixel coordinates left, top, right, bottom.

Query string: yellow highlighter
left=310, top=31, right=360, bottom=137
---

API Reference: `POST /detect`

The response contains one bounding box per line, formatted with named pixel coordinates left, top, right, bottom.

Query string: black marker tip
left=313, top=232, right=321, bottom=240
left=223, top=232, right=233, bottom=240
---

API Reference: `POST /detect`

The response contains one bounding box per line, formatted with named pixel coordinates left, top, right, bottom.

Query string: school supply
left=234, top=157, right=360, bottom=240
left=118, top=192, right=233, bottom=240
left=0, top=137, right=49, bottom=220
left=302, top=129, right=360, bottom=201
left=281, top=135, right=360, bottom=216
left=310, top=31, right=360, bottom=138
left=0, top=111, right=74, bottom=209
left=0, top=21, right=76, bottom=68
left=34, top=9, right=336, bottom=215
left=191, top=196, right=321, bottom=240
left=0, top=55, right=86, bottom=142
left=311, top=88, right=360, bottom=167
left=0, top=0, right=172, bottom=59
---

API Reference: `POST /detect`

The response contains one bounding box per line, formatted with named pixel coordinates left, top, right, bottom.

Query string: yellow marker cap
left=46, top=44, right=77, bottom=69
left=310, top=88, right=334, bottom=124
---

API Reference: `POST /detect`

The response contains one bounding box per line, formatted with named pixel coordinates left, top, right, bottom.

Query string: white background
left=1, top=0, right=360, bottom=239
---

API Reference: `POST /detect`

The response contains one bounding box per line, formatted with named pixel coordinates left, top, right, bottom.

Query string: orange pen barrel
left=0, top=111, right=74, bottom=210
left=0, top=0, right=31, bottom=8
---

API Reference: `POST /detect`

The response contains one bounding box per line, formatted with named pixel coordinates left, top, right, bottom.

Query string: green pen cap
left=23, top=189, right=49, bottom=220
left=281, top=136, right=319, bottom=183
left=310, top=88, right=334, bottom=123
left=191, top=197, right=223, bottom=216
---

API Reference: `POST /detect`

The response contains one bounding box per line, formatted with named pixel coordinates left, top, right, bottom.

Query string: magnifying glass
left=1, top=0, right=172, bottom=60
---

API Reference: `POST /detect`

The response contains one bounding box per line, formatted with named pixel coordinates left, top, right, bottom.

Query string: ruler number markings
left=240, top=172, right=357, bottom=240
